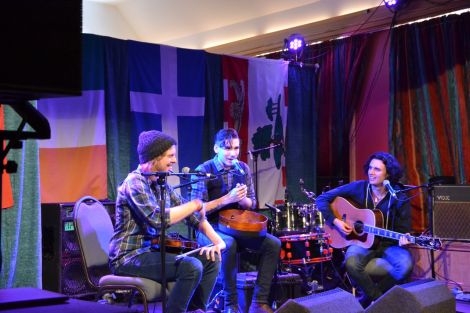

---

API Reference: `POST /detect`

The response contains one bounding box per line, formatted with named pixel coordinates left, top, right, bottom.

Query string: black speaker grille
left=61, top=257, right=95, bottom=296
left=42, top=200, right=116, bottom=296
left=433, top=185, right=470, bottom=241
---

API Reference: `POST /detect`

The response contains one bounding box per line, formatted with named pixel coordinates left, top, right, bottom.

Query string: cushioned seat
left=73, top=196, right=168, bottom=313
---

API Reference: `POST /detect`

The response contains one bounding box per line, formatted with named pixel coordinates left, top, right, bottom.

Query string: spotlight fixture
left=384, top=0, right=398, bottom=8
left=283, top=33, right=305, bottom=63
left=384, top=0, right=408, bottom=11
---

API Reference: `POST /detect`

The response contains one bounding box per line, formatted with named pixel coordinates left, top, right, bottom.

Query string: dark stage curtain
left=302, top=33, right=378, bottom=190
left=389, top=12, right=470, bottom=230
left=286, top=64, right=318, bottom=202
left=202, top=53, right=224, bottom=161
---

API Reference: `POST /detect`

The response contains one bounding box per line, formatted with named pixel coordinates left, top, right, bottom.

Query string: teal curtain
left=101, top=36, right=131, bottom=200
left=1, top=103, right=41, bottom=288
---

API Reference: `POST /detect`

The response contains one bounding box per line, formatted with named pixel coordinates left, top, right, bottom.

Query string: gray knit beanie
left=137, top=130, right=176, bottom=164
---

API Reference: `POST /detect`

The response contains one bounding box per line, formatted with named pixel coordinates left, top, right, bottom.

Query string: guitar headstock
left=414, top=236, right=442, bottom=250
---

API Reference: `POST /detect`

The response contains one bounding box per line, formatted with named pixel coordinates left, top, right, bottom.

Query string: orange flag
left=1, top=105, right=14, bottom=209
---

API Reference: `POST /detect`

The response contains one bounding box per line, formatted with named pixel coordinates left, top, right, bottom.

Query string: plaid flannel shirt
left=109, top=166, right=202, bottom=270
left=190, top=156, right=256, bottom=211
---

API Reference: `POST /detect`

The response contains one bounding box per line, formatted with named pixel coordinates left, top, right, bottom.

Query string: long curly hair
left=363, top=152, right=403, bottom=183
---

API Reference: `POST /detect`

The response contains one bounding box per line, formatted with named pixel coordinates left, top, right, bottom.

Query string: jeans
left=197, top=230, right=281, bottom=307
left=114, top=250, right=220, bottom=313
left=345, top=244, right=413, bottom=301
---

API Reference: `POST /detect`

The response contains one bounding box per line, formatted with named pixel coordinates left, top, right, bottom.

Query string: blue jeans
left=345, top=244, right=413, bottom=301
left=114, top=251, right=220, bottom=313
left=197, top=230, right=281, bottom=307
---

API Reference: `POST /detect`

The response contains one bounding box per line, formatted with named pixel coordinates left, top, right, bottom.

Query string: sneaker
left=248, top=303, right=273, bottom=313
left=224, top=304, right=242, bottom=313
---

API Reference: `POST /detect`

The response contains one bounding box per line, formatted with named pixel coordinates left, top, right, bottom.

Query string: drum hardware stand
left=207, top=289, right=224, bottom=313
left=247, top=142, right=283, bottom=209
left=299, top=178, right=316, bottom=202
left=325, top=248, right=354, bottom=292
left=282, top=261, right=324, bottom=295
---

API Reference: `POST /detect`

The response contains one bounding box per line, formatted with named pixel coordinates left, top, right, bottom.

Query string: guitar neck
left=363, top=225, right=414, bottom=243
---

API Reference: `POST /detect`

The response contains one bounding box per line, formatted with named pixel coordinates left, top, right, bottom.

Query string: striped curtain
left=389, top=12, right=470, bottom=230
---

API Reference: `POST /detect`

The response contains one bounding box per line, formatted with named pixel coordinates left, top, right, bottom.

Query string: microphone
left=232, top=159, right=245, bottom=175
left=141, top=171, right=171, bottom=177
left=383, top=180, right=398, bottom=199
left=181, top=167, right=216, bottom=179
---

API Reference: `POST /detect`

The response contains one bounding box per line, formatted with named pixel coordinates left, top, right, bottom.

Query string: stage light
left=385, top=0, right=398, bottom=8
left=283, top=34, right=305, bottom=63
left=385, top=0, right=409, bottom=10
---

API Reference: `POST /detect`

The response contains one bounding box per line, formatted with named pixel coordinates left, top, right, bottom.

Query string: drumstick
left=175, top=244, right=214, bottom=260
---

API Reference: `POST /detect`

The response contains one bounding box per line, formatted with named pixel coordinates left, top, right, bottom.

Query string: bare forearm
left=169, top=199, right=202, bottom=224
left=203, top=196, right=225, bottom=213
left=199, top=220, right=224, bottom=245
left=238, top=197, right=252, bottom=210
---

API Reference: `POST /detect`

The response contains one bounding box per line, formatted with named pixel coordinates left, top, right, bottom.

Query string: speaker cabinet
left=41, top=201, right=115, bottom=297
left=432, top=185, right=470, bottom=241
left=365, top=279, right=455, bottom=313
left=275, top=288, right=363, bottom=313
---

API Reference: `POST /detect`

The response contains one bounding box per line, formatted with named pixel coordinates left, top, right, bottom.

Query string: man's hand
left=399, top=233, right=412, bottom=246
left=199, top=241, right=226, bottom=261
left=225, top=184, right=247, bottom=204
left=333, top=218, right=353, bottom=235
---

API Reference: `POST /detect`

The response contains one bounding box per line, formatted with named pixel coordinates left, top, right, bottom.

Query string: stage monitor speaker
left=432, top=185, right=470, bottom=241
left=365, top=279, right=455, bottom=313
left=275, top=288, right=364, bottom=313
left=41, top=200, right=115, bottom=297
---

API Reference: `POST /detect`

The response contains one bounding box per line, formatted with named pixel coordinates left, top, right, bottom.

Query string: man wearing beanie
left=109, top=130, right=230, bottom=313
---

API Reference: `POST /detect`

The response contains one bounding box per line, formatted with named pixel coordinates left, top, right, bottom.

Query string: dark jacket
left=315, top=180, right=411, bottom=247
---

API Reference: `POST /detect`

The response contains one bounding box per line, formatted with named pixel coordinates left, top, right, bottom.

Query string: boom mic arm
left=299, top=178, right=316, bottom=200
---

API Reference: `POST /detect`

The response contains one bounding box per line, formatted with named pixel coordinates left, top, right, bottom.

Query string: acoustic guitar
left=218, top=209, right=268, bottom=237
left=324, top=197, right=442, bottom=250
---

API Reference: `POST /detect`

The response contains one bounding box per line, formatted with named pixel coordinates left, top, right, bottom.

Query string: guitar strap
left=366, top=183, right=392, bottom=230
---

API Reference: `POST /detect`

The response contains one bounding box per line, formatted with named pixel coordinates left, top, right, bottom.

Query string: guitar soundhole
left=354, top=221, right=364, bottom=235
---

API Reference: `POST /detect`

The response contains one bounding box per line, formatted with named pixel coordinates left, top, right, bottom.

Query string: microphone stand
left=396, top=182, right=437, bottom=278
left=247, top=143, right=282, bottom=209
left=154, top=173, right=170, bottom=313
left=428, top=184, right=436, bottom=279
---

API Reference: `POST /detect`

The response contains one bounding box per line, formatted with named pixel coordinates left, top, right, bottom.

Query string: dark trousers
left=197, top=230, right=281, bottom=307
left=115, top=251, right=220, bottom=313
left=345, top=244, right=413, bottom=301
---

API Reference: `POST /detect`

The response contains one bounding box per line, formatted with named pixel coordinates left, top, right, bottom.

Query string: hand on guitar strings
left=333, top=218, right=353, bottom=235
left=398, top=233, right=412, bottom=247
left=199, top=241, right=226, bottom=262
left=225, top=183, right=247, bottom=204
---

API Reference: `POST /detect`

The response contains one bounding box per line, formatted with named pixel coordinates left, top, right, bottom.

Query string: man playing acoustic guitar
left=316, top=152, right=413, bottom=308
left=190, top=128, right=281, bottom=313
left=109, top=130, right=227, bottom=313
